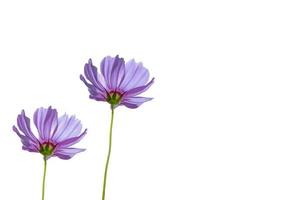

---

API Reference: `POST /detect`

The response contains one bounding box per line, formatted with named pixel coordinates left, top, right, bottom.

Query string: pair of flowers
left=13, top=55, right=154, bottom=200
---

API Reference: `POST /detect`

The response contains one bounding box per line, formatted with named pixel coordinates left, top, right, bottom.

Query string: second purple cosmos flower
left=13, top=106, right=87, bottom=200
left=80, top=55, right=154, bottom=200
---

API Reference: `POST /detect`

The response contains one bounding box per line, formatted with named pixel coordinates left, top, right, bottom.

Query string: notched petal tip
left=148, top=77, right=155, bottom=85
left=12, top=125, right=18, bottom=132
left=80, top=74, right=90, bottom=85
left=79, top=74, right=85, bottom=81
left=117, top=55, right=125, bottom=63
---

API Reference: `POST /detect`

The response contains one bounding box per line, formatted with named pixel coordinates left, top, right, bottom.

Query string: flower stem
left=42, top=156, right=47, bottom=200
left=102, top=106, right=115, bottom=200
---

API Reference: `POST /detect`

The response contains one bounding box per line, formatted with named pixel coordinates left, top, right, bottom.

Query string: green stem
left=42, top=156, right=47, bottom=200
left=102, top=106, right=115, bottom=200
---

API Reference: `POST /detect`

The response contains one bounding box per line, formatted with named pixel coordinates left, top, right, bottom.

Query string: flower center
left=107, top=91, right=122, bottom=106
left=39, top=142, right=55, bottom=157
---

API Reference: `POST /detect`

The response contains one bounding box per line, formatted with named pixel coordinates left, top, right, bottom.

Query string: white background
left=0, top=0, right=299, bottom=199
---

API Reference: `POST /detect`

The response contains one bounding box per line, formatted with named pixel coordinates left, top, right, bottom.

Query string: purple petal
left=16, top=110, right=39, bottom=144
left=120, top=59, right=150, bottom=91
left=122, top=96, right=153, bottom=109
left=83, top=59, right=107, bottom=92
left=54, top=148, right=85, bottom=160
left=52, top=114, right=83, bottom=143
left=33, top=106, right=58, bottom=141
left=22, top=146, right=39, bottom=152
left=57, top=129, right=87, bottom=148
left=12, top=126, right=39, bottom=152
left=80, top=75, right=107, bottom=100
left=124, top=78, right=154, bottom=97
left=110, top=57, right=125, bottom=89
left=100, top=55, right=125, bottom=90
left=89, top=94, right=107, bottom=101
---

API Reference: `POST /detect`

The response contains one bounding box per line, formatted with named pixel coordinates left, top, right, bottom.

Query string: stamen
left=39, top=142, right=55, bottom=156
left=107, top=91, right=122, bottom=106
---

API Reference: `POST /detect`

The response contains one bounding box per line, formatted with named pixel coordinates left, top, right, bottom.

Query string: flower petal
left=120, top=59, right=150, bottom=91
left=52, top=114, right=83, bottom=143
left=16, top=110, right=39, bottom=144
left=12, top=125, right=39, bottom=152
left=124, top=78, right=154, bottom=97
left=54, top=148, right=85, bottom=160
left=110, top=57, right=125, bottom=90
left=22, top=146, right=39, bottom=152
left=58, top=129, right=87, bottom=148
left=100, top=55, right=125, bottom=90
left=80, top=75, right=107, bottom=101
left=33, top=106, right=58, bottom=141
left=83, top=59, right=107, bottom=92
left=122, top=96, right=153, bottom=109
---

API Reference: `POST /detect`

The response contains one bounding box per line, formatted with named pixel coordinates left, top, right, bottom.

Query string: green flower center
left=39, top=142, right=55, bottom=157
left=107, top=91, right=122, bottom=106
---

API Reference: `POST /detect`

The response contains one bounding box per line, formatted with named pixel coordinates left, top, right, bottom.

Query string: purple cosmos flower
left=80, top=55, right=154, bottom=199
left=80, top=55, right=154, bottom=108
left=12, top=106, right=87, bottom=160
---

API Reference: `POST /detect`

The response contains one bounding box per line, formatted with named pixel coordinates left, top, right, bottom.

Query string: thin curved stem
left=102, top=106, right=115, bottom=200
left=42, top=157, right=47, bottom=200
